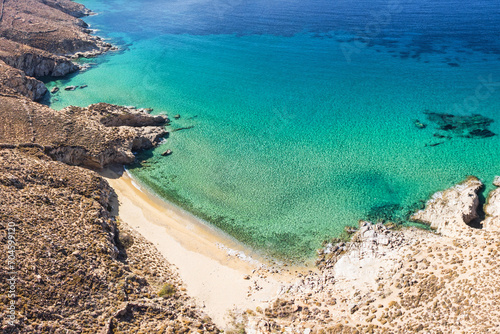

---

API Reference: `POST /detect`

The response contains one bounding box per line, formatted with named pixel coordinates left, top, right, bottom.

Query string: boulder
left=494, top=176, right=500, bottom=187
left=410, top=176, right=483, bottom=236
left=161, top=149, right=172, bottom=157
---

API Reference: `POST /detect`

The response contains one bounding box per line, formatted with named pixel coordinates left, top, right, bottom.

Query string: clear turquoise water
left=46, top=0, right=500, bottom=260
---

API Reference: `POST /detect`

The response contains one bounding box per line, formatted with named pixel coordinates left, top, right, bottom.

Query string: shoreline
left=101, top=166, right=305, bottom=328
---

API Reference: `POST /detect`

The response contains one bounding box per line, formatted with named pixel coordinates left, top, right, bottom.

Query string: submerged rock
left=465, top=128, right=495, bottom=138
left=410, top=176, right=483, bottom=236
left=425, top=111, right=496, bottom=138
left=425, top=141, right=444, bottom=147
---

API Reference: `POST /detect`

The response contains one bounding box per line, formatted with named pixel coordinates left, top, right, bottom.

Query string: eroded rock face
left=0, top=38, right=79, bottom=77
left=0, top=60, right=47, bottom=100
left=410, top=176, right=483, bottom=236
left=0, top=51, right=79, bottom=77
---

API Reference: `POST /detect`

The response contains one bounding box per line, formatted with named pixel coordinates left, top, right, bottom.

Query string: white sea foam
left=215, top=242, right=260, bottom=266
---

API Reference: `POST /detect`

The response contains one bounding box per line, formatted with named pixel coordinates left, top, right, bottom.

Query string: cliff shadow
left=468, top=187, right=487, bottom=229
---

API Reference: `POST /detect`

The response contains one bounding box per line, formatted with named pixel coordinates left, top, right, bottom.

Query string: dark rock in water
left=433, top=133, right=452, bottom=139
left=440, top=124, right=456, bottom=130
left=64, top=85, right=78, bottom=91
left=448, top=62, right=460, bottom=67
left=425, top=142, right=444, bottom=147
left=466, top=128, right=496, bottom=138
left=174, top=114, right=181, bottom=119
left=171, top=126, right=194, bottom=132
left=51, top=87, right=59, bottom=94
left=425, top=111, right=495, bottom=139
left=414, top=119, right=426, bottom=129
left=80, top=85, right=88, bottom=89
left=162, top=149, right=172, bottom=156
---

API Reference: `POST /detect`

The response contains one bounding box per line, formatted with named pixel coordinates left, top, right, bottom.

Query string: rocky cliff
left=0, top=37, right=79, bottom=78
left=0, top=59, right=47, bottom=100
left=0, top=149, right=218, bottom=333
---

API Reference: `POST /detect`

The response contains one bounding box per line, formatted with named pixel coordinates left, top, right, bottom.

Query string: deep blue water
left=47, top=0, right=500, bottom=260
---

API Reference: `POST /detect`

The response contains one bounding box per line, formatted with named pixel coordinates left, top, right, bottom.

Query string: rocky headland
left=1, top=1, right=500, bottom=333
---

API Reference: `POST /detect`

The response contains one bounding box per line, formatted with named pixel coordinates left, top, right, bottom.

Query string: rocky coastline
left=0, top=1, right=218, bottom=332
left=1, top=1, right=500, bottom=333
left=239, top=177, right=500, bottom=333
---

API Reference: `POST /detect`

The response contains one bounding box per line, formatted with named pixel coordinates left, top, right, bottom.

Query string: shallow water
left=46, top=0, right=500, bottom=260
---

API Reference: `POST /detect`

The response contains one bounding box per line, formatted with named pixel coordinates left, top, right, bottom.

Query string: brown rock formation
left=0, top=59, right=46, bottom=100
left=0, top=37, right=79, bottom=77
left=0, top=97, right=167, bottom=169
left=0, top=0, right=109, bottom=56
left=0, top=149, right=219, bottom=333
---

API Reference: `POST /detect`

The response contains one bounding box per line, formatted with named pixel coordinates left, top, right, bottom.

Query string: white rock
left=410, top=177, right=482, bottom=236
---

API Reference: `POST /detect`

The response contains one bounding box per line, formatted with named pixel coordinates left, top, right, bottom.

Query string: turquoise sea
left=46, top=0, right=500, bottom=260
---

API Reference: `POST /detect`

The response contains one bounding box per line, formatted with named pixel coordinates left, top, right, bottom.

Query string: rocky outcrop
left=483, top=176, right=500, bottom=231
left=0, top=96, right=167, bottom=169
left=92, top=104, right=169, bottom=127
left=0, top=60, right=47, bottom=100
left=410, top=176, right=483, bottom=236
left=0, top=38, right=79, bottom=77
left=39, top=0, right=92, bottom=18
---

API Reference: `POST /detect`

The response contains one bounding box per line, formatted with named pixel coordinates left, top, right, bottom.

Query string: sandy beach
left=101, top=167, right=303, bottom=328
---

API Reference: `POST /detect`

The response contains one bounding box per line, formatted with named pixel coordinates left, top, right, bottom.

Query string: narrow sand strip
left=101, top=167, right=300, bottom=328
